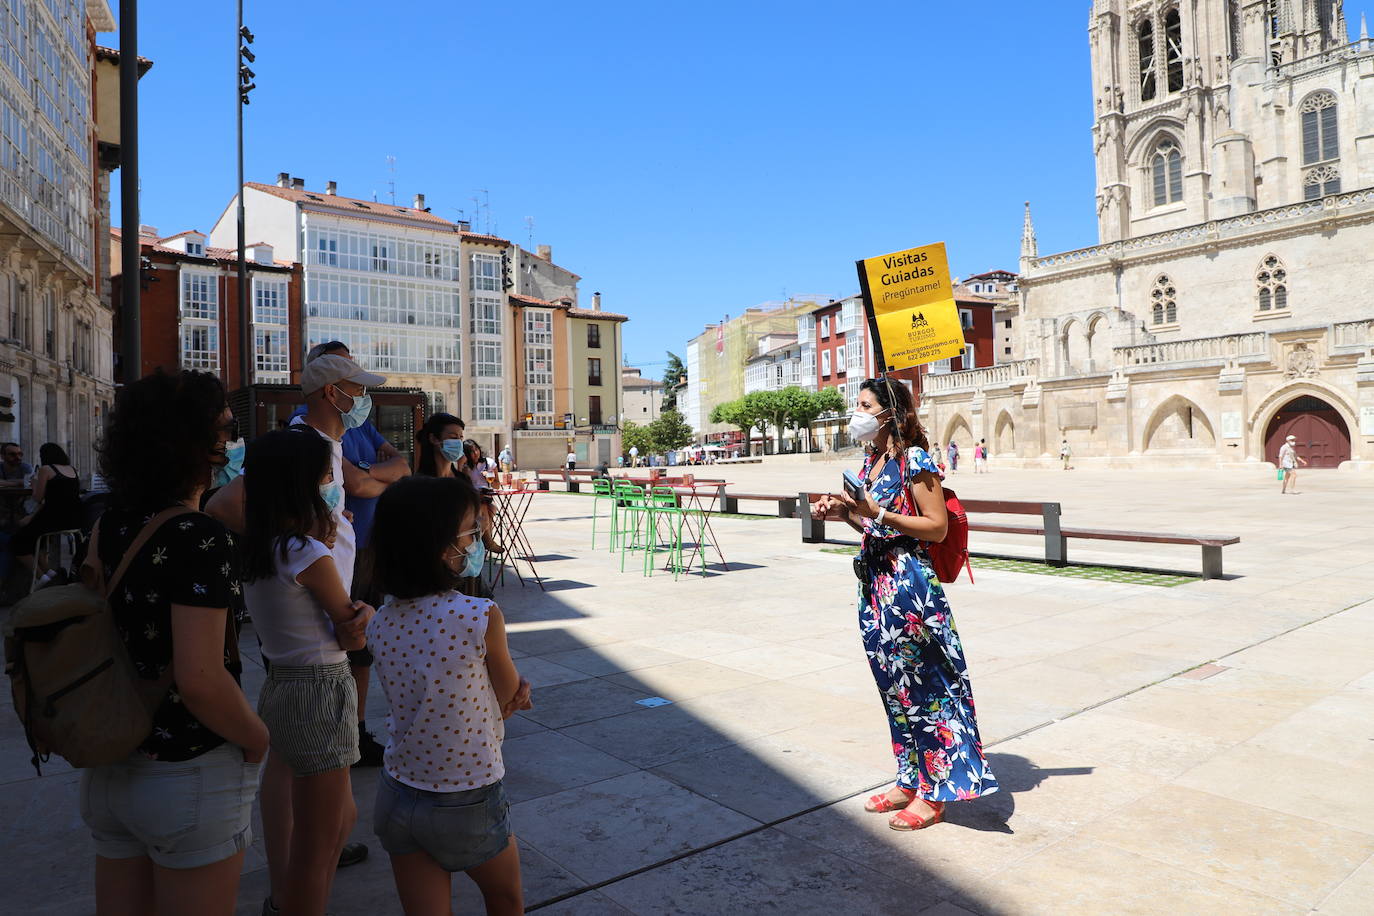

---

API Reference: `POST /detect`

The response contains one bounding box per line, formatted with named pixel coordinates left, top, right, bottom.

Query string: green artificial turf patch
left=819, top=549, right=1197, bottom=588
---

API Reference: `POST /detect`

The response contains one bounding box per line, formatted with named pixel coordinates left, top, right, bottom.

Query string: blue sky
left=114, top=0, right=1101, bottom=375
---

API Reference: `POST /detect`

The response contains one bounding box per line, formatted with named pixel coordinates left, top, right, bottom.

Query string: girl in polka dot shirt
left=367, top=475, right=532, bottom=915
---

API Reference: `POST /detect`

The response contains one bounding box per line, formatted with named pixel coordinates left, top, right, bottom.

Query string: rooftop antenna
left=524, top=216, right=535, bottom=247
left=386, top=155, right=396, bottom=205
left=477, top=189, right=490, bottom=234
left=470, top=196, right=480, bottom=232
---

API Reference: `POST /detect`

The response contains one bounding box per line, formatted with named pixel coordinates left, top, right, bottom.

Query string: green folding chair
left=650, top=485, right=707, bottom=578
left=617, top=483, right=653, bottom=574
left=590, top=477, right=615, bottom=550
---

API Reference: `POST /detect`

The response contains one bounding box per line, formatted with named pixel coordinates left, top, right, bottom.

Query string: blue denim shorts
left=80, top=743, right=260, bottom=868
left=373, top=770, right=511, bottom=872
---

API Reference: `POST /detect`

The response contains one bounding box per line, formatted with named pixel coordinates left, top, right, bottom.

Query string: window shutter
left=1302, top=109, right=1320, bottom=164
left=1153, top=156, right=1167, bottom=206
left=1168, top=151, right=1183, bottom=202
left=1320, top=105, right=1338, bottom=162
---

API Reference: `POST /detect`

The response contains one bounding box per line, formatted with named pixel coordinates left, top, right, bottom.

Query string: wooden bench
left=800, top=493, right=1239, bottom=579
left=533, top=468, right=598, bottom=492
left=720, top=492, right=799, bottom=518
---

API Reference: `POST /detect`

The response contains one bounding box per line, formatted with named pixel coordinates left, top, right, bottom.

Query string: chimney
left=276, top=172, right=290, bottom=188
left=138, top=224, right=159, bottom=237
left=413, top=193, right=425, bottom=210
left=592, top=292, right=601, bottom=312
left=325, top=181, right=337, bottom=196
left=536, top=244, right=552, bottom=261
left=291, top=177, right=305, bottom=190
left=456, top=220, right=471, bottom=231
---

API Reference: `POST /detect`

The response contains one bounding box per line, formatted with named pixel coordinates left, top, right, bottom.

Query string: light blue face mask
left=211, top=440, right=246, bottom=488
left=320, top=482, right=343, bottom=513
left=334, top=390, right=373, bottom=430
left=461, top=540, right=486, bottom=578
left=440, top=439, right=466, bottom=463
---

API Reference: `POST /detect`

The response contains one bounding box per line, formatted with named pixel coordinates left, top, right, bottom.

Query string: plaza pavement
left=2, top=460, right=1372, bottom=914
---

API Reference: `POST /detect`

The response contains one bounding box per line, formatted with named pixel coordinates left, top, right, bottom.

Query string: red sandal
left=864, top=786, right=916, bottom=813
left=889, top=800, right=944, bottom=831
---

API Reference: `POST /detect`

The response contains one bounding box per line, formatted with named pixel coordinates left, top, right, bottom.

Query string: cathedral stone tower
left=1088, top=0, right=1361, bottom=242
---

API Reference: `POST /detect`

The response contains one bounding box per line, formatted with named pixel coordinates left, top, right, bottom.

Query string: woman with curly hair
left=79, top=370, right=268, bottom=915
left=812, top=378, right=997, bottom=831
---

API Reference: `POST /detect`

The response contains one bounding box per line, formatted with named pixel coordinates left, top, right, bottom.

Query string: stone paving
left=2, top=461, right=1372, bottom=914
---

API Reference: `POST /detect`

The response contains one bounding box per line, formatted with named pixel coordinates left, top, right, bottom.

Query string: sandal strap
left=890, top=802, right=945, bottom=830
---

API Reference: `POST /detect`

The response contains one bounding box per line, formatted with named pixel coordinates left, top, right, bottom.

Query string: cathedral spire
left=1021, top=201, right=1038, bottom=261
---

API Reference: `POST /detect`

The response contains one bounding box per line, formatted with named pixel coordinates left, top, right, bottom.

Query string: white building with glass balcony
left=210, top=175, right=467, bottom=418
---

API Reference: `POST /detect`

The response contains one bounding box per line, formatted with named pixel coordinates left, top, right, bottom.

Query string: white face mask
left=848, top=410, right=885, bottom=443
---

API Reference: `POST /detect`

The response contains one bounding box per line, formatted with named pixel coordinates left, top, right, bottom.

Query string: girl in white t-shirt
left=243, top=427, right=374, bottom=916
left=367, top=475, right=531, bottom=915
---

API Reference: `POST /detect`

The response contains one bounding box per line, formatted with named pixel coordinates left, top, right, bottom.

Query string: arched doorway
left=1264, top=396, right=1351, bottom=468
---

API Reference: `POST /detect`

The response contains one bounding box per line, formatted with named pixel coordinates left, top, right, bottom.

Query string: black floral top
left=98, top=507, right=244, bottom=762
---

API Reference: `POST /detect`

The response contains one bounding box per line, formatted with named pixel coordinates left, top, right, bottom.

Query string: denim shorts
left=80, top=743, right=260, bottom=868
left=373, top=770, right=510, bottom=872
left=257, top=661, right=359, bottom=776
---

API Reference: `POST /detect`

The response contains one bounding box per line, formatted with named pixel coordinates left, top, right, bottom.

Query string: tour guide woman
left=814, top=378, right=998, bottom=830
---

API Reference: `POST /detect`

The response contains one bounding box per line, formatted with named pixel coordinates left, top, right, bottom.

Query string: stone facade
left=921, top=0, right=1374, bottom=470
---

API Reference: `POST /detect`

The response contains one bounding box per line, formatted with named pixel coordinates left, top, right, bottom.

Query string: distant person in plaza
left=593, top=459, right=610, bottom=480
left=566, top=449, right=577, bottom=471
left=498, top=444, right=514, bottom=473
left=368, top=475, right=531, bottom=915
left=0, top=442, right=32, bottom=485
left=932, top=442, right=947, bottom=474
left=83, top=370, right=268, bottom=915
left=812, top=378, right=998, bottom=830
left=243, top=427, right=374, bottom=916
left=947, top=440, right=959, bottom=471
left=629, top=444, right=639, bottom=467
left=465, top=439, right=505, bottom=555
left=11, top=442, right=84, bottom=574
left=1279, top=433, right=1308, bottom=494
left=1060, top=439, right=1073, bottom=470
left=974, top=439, right=988, bottom=474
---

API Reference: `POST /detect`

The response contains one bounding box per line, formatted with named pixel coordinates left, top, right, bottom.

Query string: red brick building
left=111, top=227, right=304, bottom=389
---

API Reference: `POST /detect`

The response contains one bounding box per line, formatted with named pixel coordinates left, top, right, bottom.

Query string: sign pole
left=854, top=258, right=888, bottom=374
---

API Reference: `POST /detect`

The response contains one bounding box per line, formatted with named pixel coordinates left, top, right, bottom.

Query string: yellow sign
left=856, top=241, right=964, bottom=372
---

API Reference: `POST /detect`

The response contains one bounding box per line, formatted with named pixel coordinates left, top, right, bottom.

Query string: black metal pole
left=118, top=0, right=139, bottom=381
left=236, top=0, right=250, bottom=390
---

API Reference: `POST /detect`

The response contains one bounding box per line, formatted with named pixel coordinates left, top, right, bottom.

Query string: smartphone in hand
left=842, top=470, right=866, bottom=503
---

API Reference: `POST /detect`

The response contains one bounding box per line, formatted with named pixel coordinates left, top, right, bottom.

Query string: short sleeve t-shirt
left=368, top=590, right=505, bottom=792
left=244, top=536, right=347, bottom=667
left=341, top=421, right=387, bottom=550
left=0, top=461, right=33, bottom=481
left=99, top=507, right=242, bottom=762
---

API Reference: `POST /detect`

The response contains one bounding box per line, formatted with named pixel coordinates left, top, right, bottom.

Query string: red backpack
left=926, top=486, right=972, bottom=583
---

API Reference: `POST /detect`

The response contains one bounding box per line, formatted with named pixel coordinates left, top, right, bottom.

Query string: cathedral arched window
left=1164, top=9, right=1184, bottom=92
left=1301, top=92, right=1340, bottom=199
left=1227, top=1, right=1242, bottom=61
left=1151, top=138, right=1183, bottom=207
left=1138, top=20, right=1157, bottom=102
left=1256, top=255, right=1288, bottom=312
left=1151, top=275, right=1178, bottom=326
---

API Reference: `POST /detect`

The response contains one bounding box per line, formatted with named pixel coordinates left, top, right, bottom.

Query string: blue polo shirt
left=289, top=406, right=387, bottom=549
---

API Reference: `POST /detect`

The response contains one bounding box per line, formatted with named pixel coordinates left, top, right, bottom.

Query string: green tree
left=710, top=398, right=756, bottom=456
left=743, top=390, right=780, bottom=454
left=662, top=351, right=686, bottom=412
left=621, top=420, right=654, bottom=460
left=648, top=409, right=694, bottom=453
left=780, top=386, right=821, bottom=451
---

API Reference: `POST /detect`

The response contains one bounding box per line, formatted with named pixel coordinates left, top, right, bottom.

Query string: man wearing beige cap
left=1278, top=433, right=1307, bottom=494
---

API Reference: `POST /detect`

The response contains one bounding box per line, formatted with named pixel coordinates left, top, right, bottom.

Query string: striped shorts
left=258, top=661, right=360, bottom=776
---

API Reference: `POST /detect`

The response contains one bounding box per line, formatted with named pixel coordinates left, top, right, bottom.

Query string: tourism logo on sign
left=911, top=312, right=929, bottom=329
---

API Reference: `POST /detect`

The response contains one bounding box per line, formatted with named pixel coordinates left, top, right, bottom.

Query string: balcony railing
left=1274, top=38, right=1372, bottom=79
left=921, top=359, right=1039, bottom=394
left=1115, top=332, right=1266, bottom=367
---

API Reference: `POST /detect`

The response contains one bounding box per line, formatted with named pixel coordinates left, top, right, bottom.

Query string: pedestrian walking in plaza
left=498, top=445, right=514, bottom=473
left=947, top=440, right=959, bottom=471
left=566, top=449, right=577, bottom=472
left=11, top=442, right=84, bottom=577
left=629, top=444, right=639, bottom=467
left=1279, top=433, right=1308, bottom=494
left=367, top=476, right=532, bottom=915
left=812, top=378, right=997, bottom=831
left=82, top=370, right=269, bottom=916
left=243, top=428, right=376, bottom=916
left=974, top=439, right=988, bottom=474
left=932, top=442, right=947, bottom=475
left=1060, top=439, right=1074, bottom=470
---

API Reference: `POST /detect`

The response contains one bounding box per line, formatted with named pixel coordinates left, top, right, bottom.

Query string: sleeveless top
left=368, top=589, right=505, bottom=792
left=36, top=465, right=83, bottom=528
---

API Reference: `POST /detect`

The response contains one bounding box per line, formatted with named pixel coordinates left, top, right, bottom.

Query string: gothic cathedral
left=921, top=0, right=1374, bottom=470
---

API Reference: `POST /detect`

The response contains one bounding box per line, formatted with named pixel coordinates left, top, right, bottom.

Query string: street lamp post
left=236, top=7, right=256, bottom=390
left=118, top=0, right=139, bottom=379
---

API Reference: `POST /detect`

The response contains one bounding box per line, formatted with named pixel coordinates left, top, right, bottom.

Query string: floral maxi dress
left=858, top=447, right=998, bottom=801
